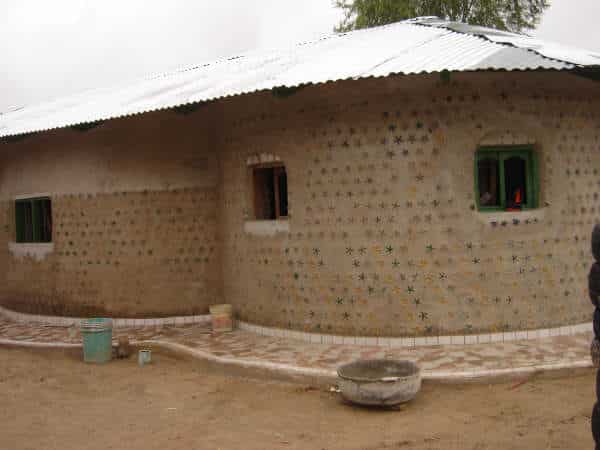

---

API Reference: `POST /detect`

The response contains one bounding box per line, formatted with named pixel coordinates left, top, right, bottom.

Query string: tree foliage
left=334, top=0, right=550, bottom=33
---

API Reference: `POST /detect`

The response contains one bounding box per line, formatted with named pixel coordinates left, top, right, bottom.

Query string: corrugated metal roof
left=1, top=17, right=599, bottom=138
left=411, top=17, right=600, bottom=66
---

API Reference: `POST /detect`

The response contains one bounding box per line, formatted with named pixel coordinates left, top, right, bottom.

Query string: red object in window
left=506, top=188, right=523, bottom=211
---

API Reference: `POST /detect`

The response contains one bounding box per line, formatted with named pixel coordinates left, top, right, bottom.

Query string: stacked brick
left=590, top=224, right=600, bottom=449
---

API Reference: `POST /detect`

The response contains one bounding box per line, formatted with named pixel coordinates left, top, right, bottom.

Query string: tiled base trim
left=426, top=359, right=593, bottom=382
left=0, top=305, right=211, bottom=328
left=238, top=321, right=594, bottom=347
left=0, top=336, right=591, bottom=384
left=154, top=340, right=593, bottom=383
left=147, top=340, right=338, bottom=384
left=0, top=338, right=82, bottom=349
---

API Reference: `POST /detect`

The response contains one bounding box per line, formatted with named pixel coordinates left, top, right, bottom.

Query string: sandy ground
left=0, top=347, right=595, bottom=450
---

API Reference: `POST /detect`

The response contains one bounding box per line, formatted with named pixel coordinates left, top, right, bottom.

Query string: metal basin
left=337, top=359, right=421, bottom=407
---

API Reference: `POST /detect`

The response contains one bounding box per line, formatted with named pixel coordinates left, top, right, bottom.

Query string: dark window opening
left=475, top=147, right=538, bottom=211
left=15, top=197, right=52, bottom=243
left=253, top=166, right=288, bottom=220
left=477, top=158, right=500, bottom=207
left=504, top=157, right=527, bottom=210
left=277, top=169, right=288, bottom=217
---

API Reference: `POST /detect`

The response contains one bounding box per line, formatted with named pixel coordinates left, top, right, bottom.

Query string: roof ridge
left=408, top=18, right=583, bottom=68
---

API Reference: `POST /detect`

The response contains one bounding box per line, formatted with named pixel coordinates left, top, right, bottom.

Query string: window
left=475, top=146, right=539, bottom=211
left=252, top=166, right=288, bottom=220
left=15, top=197, right=52, bottom=243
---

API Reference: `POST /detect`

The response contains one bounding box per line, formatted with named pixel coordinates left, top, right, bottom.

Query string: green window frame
left=15, top=197, right=52, bottom=243
left=474, top=146, right=539, bottom=212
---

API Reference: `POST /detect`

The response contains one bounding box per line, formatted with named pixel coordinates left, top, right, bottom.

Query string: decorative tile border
left=0, top=339, right=82, bottom=349
left=0, top=305, right=211, bottom=328
left=1, top=304, right=592, bottom=348
left=424, top=359, right=593, bottom=382
left=0, top=337, right=589, bottom=385
left=238, top=321, right=593, bottom=347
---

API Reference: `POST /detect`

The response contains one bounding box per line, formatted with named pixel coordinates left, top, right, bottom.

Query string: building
left=1, top=17, right=600, bottom=337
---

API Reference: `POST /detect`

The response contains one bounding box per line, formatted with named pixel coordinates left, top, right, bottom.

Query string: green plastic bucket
left=81, top=318, right=113, bottom=363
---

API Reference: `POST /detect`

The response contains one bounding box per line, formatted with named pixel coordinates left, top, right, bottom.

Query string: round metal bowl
left=337, top=359, right=421, bottom=407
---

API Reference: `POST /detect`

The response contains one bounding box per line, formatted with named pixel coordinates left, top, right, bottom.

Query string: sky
left=1, top=0, right=599, bottom=112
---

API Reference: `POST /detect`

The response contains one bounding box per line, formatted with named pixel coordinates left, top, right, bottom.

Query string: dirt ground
left=0, top=347, right=595, bottom=450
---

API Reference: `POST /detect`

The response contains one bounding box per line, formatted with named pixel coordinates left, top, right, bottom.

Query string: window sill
left=474, top=208, right=545, bottom=227
left=243, top=220, right=290, bottom=237
left=8, top=242, right=54, bottom=261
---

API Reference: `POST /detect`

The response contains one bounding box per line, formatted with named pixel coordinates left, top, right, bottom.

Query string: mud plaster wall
left=221, top=72, right=600, bottom=336
left=0, top=111, right=222, bottom=317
